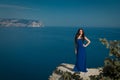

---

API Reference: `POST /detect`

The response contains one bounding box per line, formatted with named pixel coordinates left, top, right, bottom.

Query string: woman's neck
left=78, top=35, right=82, bottom=39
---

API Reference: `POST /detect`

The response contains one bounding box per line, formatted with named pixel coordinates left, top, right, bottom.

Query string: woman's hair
left=75, top=28, right=85, bottom=45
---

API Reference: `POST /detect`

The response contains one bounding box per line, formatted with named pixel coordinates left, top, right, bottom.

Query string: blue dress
left=73, top=39, right=87, bottom=72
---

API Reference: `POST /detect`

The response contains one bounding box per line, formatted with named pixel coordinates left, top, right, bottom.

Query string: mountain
left=0, top=18, right=44, bottom=27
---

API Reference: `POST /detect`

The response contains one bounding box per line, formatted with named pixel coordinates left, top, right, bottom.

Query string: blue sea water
left=0, top=26, right=120, bottom=80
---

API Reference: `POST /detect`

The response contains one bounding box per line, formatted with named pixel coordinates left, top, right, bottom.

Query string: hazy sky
left=0, top=0, right=120, bottom=27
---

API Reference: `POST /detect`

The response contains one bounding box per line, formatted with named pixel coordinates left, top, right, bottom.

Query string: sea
left=0, top=26, right=120, bottom=80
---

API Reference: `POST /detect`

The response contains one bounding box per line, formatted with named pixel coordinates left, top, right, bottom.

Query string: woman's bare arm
left=83, top=36, right=91, bottom=47
left=74, top=43, right=77, bottom=54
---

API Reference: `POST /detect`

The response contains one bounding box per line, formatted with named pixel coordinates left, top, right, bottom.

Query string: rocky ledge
left=49, top=63, right=102, bottom=80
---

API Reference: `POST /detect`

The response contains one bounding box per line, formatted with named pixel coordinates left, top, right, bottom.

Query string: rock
left=49, top=63, right=102, bottom=80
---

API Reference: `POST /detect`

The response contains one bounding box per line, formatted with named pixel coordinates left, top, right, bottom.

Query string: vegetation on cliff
left=90, top=38, right=120, bottom=80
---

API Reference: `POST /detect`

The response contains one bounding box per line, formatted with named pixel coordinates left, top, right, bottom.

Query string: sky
left=0, top=0, right=120, bottom=27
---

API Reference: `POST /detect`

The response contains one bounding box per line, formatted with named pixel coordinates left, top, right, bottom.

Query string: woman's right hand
left=75, top=49, right=77, bottom=54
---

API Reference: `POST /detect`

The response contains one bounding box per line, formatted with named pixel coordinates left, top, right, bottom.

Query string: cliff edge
left=49, top=63, right=102, bottom=80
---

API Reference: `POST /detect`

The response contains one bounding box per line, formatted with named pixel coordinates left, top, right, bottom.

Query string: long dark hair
left=75, top=28, right=85, bottom=45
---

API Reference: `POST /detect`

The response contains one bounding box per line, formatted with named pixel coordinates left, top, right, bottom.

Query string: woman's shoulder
left=84, top=36, right=88, bottom=39
left=84, top=36, right=91, bottom=42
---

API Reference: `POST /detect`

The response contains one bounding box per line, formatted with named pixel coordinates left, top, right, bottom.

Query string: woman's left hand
left=83, top=44, right=87, bottom=47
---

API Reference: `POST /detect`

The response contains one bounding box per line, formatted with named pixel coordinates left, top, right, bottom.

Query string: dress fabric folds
left=73, top=39, right=87, bottom=72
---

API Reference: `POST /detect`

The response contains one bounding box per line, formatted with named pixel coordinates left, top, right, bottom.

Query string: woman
left=73, top=28, right=91, bottom=73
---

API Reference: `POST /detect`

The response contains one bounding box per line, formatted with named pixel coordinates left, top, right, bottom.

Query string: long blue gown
left=73, top=39, right=87, bottom=72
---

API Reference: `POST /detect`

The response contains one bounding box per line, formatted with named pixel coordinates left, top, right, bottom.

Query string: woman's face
left=79, top=29, right=83, bottom=35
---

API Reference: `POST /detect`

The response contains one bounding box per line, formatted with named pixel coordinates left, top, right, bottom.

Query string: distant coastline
left=0, top=18, right=44, bottom=27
